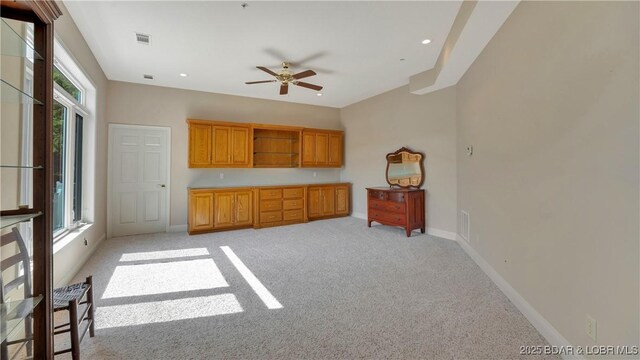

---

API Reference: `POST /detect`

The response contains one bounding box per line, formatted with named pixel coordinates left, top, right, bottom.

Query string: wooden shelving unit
left=252, top=128, right=301, bottom=168
left=1, top=1, right=62, bottom=358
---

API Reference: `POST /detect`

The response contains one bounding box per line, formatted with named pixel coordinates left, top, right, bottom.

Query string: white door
left=109, top=125, right=169, bottom=237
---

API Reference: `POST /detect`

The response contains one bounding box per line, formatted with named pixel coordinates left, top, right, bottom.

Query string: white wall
left=106, top=81, right=342, bottom=227
left=340, top=85, right=457, bottom=236
left=456, top=1, right=639, bottom=347
left=53, top=1, right=109, bottom=286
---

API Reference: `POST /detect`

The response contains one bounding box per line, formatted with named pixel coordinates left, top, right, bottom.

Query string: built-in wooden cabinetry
left=301, top=130, right=343, bottom=167
left=252, top=126, right=302, bottom=168
left=187, top=183, right=349, bottom=234
left=255, top=186, right=306, bottom=228
left=308, top=183, right=350, bottom=219
left=188, top=120, right=252, bottom=168
left=188, top=188, right=253, bottom=234
left=187, top=119, right=343, bottom=168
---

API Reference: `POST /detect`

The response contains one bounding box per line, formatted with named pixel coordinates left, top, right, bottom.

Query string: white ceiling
left=64, top=1, right=464, bottom=108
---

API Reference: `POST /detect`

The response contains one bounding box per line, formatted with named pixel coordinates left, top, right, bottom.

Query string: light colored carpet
left=54, top=217, right=557, bottom=359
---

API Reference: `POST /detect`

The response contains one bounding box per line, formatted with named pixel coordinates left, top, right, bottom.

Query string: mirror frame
left=385, top=147, right=425, bottom=188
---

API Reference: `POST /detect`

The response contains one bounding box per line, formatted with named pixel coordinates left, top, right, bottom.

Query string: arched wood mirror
left=385, top=147, right=424, bottom=188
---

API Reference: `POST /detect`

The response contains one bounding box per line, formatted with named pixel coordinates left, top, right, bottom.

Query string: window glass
left=53, top=100, right=67, bottom=232
left=73, top=114, right=83, bottom=222
left=53, top=66, right=81, bottom=102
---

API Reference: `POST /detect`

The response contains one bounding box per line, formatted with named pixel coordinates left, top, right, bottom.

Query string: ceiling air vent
left=143, top=74, right=154, bottom=80
left=136, top=33, right=151, bottom=45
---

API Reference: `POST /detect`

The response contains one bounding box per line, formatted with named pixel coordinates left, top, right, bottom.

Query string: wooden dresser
left=366, top=187, right=425, bottom=237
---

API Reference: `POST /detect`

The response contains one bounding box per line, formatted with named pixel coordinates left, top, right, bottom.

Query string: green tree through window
left=53, top=66, right=81, bottom=102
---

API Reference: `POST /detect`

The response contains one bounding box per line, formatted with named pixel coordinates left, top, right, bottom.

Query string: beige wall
left=106, top=81, right=342, bottom=227
left=53, top=2, right=109, bottom=286
left=340, top=85, right=458, bottom=235
left=456, top=1, right=639, bottom=347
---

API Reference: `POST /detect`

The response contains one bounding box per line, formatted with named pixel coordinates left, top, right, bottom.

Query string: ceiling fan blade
left=245, top=80, right=277, bottom=84
left=292, top=69, right=316, bottom=80
left=280, top=84, right=288, bottom=95
left=294, top=81, right=323, bottom=91
left=257, top=66, right=278, bottom=77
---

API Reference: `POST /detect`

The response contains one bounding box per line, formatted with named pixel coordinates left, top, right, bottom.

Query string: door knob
left=160, top=184, right=166, bottom=188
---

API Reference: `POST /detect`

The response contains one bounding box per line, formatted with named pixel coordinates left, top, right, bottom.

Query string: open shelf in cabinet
left=253, top=128, right=301, bottom=168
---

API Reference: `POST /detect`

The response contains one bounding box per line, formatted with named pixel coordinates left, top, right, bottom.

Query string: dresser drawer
left=388, top=192, right=406, bottom=203
left=260, top=211, right=282, bottom=223
left=369, top=190, right=388, bottom=201
left=260, top=189, right=282, bottom=200
left=369, top=199, right=405, bottom=214
left=283, top=209, right=304, bottom=221
left=283, top=199, right=303, bottom=210
left=283, top=188, right=304, bottom=199
left=369, top=210, right=406, bottom=226
left=260, top=199, right=282, bottom=212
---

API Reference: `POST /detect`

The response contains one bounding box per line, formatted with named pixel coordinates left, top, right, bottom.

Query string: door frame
left=107, top=123, right=172, bottom=239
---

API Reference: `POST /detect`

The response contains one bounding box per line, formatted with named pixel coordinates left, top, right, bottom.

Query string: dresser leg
left=421, top=227, right=425, bottom=234
left=367, top=220, right=372, bottom=228
left=406, top=228, right=412, bottom=237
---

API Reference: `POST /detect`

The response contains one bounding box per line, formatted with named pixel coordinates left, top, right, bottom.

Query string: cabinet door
left=335, top=185, right=349, bottom=215
left=302, top=132, right=316, bottom=166
left=231, top=127, right=250, bottom=166
left=328, top=133, right=342, bottom=167
left=189, top=124, right=212, bottom=167
left=315, top=133, right=329, bottom=165
left=234, top=191, right=253, bottom=226
left=214, top=192, right=235, bottom=228
left=189, top=191, right=214, bottom=231
left=321, top=187, right=335, bottom=216
left=212, top=126, right=231, bottom=165
left=308, top=187, right=321, bottom=218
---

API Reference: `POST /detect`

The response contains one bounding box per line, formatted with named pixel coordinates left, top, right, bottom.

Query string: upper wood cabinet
left=187, top=120, right=252, bottom=168
left=187, top=119, right=342, bottom=168
left=301, top=129, right=344, bottom=168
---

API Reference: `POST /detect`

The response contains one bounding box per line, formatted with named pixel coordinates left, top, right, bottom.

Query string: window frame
left=52, top=63, right=88, bottom=240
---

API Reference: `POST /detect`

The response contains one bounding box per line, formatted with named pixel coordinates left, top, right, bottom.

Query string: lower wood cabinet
left=188, top=188, right=253, bottom=234
left=308, top=183, right=350, bottom=220
left=188, top=183, right=350, bottom=234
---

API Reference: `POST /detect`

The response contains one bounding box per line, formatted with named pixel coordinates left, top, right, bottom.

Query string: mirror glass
left=386, top=148, right=424, bottom=188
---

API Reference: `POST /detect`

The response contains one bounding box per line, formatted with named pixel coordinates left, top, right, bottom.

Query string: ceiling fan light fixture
left=317, top=93, right=323, bottom=97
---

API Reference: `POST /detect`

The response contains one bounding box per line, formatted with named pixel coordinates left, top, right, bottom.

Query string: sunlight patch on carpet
left=102, top=259, right=228, bottom=299
left=120, top=248, right=210, bottom=262
left=95, top=293, right=243, bottom=329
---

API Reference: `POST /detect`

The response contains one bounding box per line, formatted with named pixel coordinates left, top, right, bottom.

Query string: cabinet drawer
left=260, top=189, right=283, bottom=200
left=368, top=199, right=405, bottom=214
left=283, top=199, right=303, bottom=210
left=388, top=192, right=406, bottom=203
left=283, top=188, right=304, bottom=199
left=283, top=209, right=304, bottom=221
left=369, top=210, right=406, bottom=226
left=369, top=190, right=388, bottom=201
left=260, top=199, right=282, bottom=211
left=260, top=211, right=282, bottom=223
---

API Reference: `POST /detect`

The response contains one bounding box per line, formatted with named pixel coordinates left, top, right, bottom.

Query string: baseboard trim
left=168, top=224, right=188, bottom=233
left=426, top=228, right=456, bottom=241
left=455, top=235, right=582, bottom=360
left=350, top=214, right=456, bottom=241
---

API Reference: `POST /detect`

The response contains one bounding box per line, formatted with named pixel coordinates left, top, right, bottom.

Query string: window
left=52, top=63, right=87, bottom=237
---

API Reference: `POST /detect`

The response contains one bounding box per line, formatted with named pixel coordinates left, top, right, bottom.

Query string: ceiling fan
left=245, top=62, right=323, bottom=95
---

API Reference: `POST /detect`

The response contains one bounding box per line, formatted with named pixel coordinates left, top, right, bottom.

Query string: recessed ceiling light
left=421, top=39, right=431, bottom=45
left=179, top=73, right=188, bottom=77
left=317, top=93, right=322, bottom=97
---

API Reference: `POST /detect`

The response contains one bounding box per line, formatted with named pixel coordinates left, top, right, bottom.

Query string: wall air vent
left=136, top=33, right=151, bottom=45
left=143, top=74, right=154, bottom=80
left=459, top=210, right=470, bottom=242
